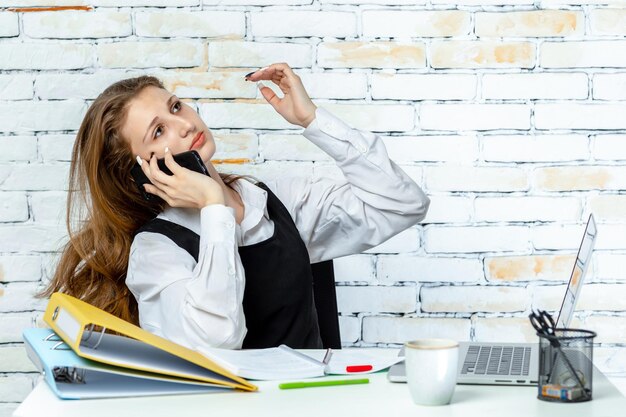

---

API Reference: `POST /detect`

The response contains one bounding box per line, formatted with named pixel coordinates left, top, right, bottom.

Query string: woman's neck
left=206, top=163, right=245, bottom=224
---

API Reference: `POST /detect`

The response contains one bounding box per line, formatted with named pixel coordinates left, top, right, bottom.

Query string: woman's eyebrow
left=142, top=95, right=177, bottom=143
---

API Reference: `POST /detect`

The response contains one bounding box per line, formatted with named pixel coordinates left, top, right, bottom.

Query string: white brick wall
left=2, top=3, right=626, bottom=410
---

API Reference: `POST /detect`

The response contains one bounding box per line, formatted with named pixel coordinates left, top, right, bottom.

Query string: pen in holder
left=530, top=309, right=596, bottom=403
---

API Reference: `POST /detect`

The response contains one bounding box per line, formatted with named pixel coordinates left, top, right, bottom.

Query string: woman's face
left=122, top=86, right=215, bottom=164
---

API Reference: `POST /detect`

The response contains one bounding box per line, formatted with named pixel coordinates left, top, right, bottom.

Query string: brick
left=0, top=136, right=37, bottom=162
left=377, top=255, right=483, bottom=283
left=322, top=0, right=425, bottom=4
left=593, top=134, right=626, bottom=161
left=333, top=255, right=376, bottom=282
left=533, top=166, right=626, bottom=191
left=0, top=224, right=67, bottom=252
left=209, top=41, right=311, bottom=68
left=320, top=103, right=415, bottom=132
left=0, top=346, right=37, bottom=372
left=590, top=8, right=626, bottom=36
left=595, top=253, right=626, bottom=281
left=260, top=134, right=328, bottom=161
left=595, top=346, right=626, bottom=375
left=474, top=196, right=581, bottom=222
left=30, top=191, right=67, bottom=226
left=363, top=317, right=471, bottom=344
left=0, top=192, right=28, bottom=222
left=424, top=225, right=530, bottom=253
left=420, top=104, right=531, bottom=131
left=159, top=71, right=257, bottom=99
left=588, top=195, right=626, bottom=222
left=199, top=101, right=297, bottom=130
left=23, top=11, right=131, bottom=38
left=482, top=73, right=588, bottom=100
left=0, top=100, right=87, bottom=133
left=485, top=255, right=576, bottom=282
left=318, top=41, right=426, bottom=69
left=0, top=164, right=70, bottom=191
left=251, top=11, right=356, bottom=37
left=431, top=41, right=535, bottom=69
left=365, top=227, right=421, bottom=254
left=0, top=42, right=93, bottom=70
left=473, top=317, right=536, bottom=343
left=475, top=10, right=583, bottom=37
left=371, top=73, right=477, bottom=100
left=593, top=73, right=626, bottom=100
left=425, top=166, right=528, bottom=192
left=0, top=255, right=41, bottom=283
left=0, top=74, right=33, bottom=100
left=92, top=0, right=198, bottom=4
left=362, top=11, right=470, bottom=37
left=0, top=374, right=34, bottom=403
left=136, top=11, right=244, bottom=38
left=578, top=284, right=626, bottom=311
left=433, top=0, right=533, bottom=4
left=98, top=41, right=203, bottom=69
left=336, top=285, right=417, bottom=313
left=0, top=12, right=19, bottom=37
left=576, top=315, right=626, bottom=344
left=35, top=71, right=141, bottom=100
left=204, top=0, right=307, bottom=4
left=422, top=195, right=472, bottom=224
left=382, top=135, right=478, bottom=163
left=212, top=133, right=258, bottom=161
left=0, top=312, right=37, bottom=343
left=595, top=224, right=626, bottom=251
left=38, top=134, right=75, bottom=162
left=0, top=282, right=48, bottom=313
left=339, top=315, right=360, bottom=344
left=299, top=72, right=367, bottom=100
left=531, top=223, right=592, bottom=251
left=481, top=134, right=589, bottom=162
left=421, top=286, right=528, bottom=313
left=535, top=103, right=626, bottom=130
left=541, top=41, right=626, bottom=68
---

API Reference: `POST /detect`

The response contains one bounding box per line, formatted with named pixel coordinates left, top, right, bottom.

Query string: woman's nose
left=179, top=119, right=194, bottom=138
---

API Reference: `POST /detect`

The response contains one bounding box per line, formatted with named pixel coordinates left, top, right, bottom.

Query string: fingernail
left=244, top=71, right=255, bottom=79
left=136, top=155, right=143, bottom=166
left=257, top=81, right=267, bottom=90
left=164, top=147, right=169, bottom=153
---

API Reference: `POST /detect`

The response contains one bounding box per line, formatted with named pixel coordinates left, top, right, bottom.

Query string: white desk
left=13, top=349, right=626, bottom=417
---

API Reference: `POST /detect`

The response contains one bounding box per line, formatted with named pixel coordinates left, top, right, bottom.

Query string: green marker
left=279, top=378, right=369, bottom=390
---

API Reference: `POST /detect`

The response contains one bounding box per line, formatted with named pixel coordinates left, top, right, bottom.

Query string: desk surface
left=14, top=349, right=626, bottom=417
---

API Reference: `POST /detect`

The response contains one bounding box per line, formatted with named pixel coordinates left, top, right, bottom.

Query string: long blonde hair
left=40, top=76, right=241, bottom=324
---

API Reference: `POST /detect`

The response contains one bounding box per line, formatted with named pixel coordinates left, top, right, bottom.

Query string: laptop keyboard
left=461, top=345, right=531, bottom=376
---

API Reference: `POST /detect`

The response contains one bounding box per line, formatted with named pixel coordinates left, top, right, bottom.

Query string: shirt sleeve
left=125, top=204, right=247, bottom=350
left=265, top=107, right=430, bottom=263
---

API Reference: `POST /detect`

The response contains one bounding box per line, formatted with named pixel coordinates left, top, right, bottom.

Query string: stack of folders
left=23, top=292, right=257, bottom=399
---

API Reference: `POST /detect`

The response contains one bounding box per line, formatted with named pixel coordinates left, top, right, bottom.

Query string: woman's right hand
left=139, top=148, right=225, bottom=208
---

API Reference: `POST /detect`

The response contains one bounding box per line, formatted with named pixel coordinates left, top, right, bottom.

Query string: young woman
left=43, top=62, right=430, bottom=351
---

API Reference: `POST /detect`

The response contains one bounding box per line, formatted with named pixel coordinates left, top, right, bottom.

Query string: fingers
left=257, top=83, right=282, bottom=110
left=162, top=147, right=182, bottom=176
left=245, top=62, right=297, bottom=85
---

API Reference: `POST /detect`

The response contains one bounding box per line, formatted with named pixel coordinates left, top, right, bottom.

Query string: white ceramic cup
left=404, top=338, right=459, bottom=406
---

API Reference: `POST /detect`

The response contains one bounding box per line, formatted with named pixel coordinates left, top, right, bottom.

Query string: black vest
left=134, top=183, right=323, bottom=349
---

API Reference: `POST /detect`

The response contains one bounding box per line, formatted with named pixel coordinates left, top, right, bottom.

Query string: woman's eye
left=172, top=101, right=181, bottom=113
left=154, top=126, right=163, bottom=138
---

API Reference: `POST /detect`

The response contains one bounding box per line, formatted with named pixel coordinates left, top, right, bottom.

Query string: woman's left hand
left=245, top=62, right=317, bottom=128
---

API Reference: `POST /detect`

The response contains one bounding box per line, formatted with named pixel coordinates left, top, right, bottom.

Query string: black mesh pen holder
left=537, top=328, right=597, bottom=403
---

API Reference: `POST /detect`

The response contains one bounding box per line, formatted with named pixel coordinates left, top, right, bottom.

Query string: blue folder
left=23, top=328, right=229, bottom=399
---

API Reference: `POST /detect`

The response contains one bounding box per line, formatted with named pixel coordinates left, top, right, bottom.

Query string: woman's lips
left=190, top=132, right=205, bottom=150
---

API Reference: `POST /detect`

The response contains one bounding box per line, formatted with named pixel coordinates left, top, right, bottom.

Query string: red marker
left=346, top=365, right=373, bottom=373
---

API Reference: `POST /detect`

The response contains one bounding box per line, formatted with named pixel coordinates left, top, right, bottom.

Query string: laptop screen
left=556, top=214, right=598, bottom=329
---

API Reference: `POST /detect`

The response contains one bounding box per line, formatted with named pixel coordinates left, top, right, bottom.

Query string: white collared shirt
left=125, top=107, right=430, bottom=350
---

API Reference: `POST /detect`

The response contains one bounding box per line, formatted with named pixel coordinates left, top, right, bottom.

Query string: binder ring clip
left=81, top=324, right=106, bottom=350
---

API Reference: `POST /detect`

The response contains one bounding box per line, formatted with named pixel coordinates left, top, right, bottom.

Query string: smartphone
left=130, top=150, right=210, bottom=202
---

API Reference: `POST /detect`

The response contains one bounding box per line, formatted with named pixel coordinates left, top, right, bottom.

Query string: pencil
left=279, top=378, right=369, bottom=390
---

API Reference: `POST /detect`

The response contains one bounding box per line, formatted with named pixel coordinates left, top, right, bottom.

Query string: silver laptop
left=388, top=213, right=597, bottom=386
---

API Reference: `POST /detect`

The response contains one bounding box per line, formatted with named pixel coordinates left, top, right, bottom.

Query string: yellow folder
left=43, top=292, right=257, bottom=392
